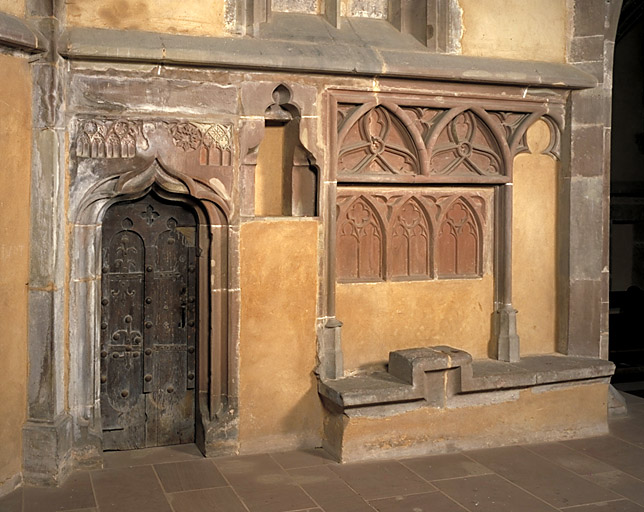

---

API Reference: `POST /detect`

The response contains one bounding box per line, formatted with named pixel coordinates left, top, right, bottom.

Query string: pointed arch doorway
left=100, top=191, right=199, bottom=450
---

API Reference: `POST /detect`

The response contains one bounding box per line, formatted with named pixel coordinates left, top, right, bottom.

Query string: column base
left=493, top=306, right=520, bottom=362
left=22, top=413, right=73, bottom=486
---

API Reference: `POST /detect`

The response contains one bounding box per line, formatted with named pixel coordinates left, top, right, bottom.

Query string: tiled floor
left=2, top=394, right=644, bottom=512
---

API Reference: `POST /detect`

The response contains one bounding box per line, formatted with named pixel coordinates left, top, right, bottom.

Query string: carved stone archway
left=65, top=120, right=237, bottom=464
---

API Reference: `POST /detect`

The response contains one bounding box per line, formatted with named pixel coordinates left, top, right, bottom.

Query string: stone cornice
left=59, top=20, right=596, bottom=90
left=0, top=11, right=46, bottom=52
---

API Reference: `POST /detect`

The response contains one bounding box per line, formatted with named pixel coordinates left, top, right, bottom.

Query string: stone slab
left=318, top=372, right=421, bottom=408
left=321, top=348, right=615, bottom=411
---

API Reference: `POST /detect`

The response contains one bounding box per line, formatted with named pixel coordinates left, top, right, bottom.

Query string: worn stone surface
left=239, top=219, right=323, bottom=452
left=571, top=125, right=605, bottom=177
left=0, top=52, right=31, bottom=492
left=69, top=73, right=238, bottom=116
left=318, top=372, right=421, bottom=408
left=572, top=0, right=607, bottom=38
left=22, top=414, right=73, bottom=485
left=567, top=279, right=602, bottom=357
left=328, top=382, right=610, bottom=462
left=569, top=176, right=604, bottom=280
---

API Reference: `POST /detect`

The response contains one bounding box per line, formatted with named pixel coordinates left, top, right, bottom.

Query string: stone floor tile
left=166, top=487, right=247, bottom=512
left=610, top=419, right=644, bottom=447
left=288, top=466, right=373, bottom=512
left=564, top=436, right=644, bottom=480
left=215, top=453, right=301, bottom=495
left=468, top=445, right=618, bottom=508
left=524, top=442, right=616, bottom=475
left=559, top=499, right=644, bottom=511
left=270, top=449, right=335, bottom=470
left=90, top=466, right=172, bottom=512
left=368, top=491, right=468, bottom=512
left=584, top=471, right=644, bottom=507
left=433, top=474, right=558, bottom=512
left=22, top=472, right=95, bottom=512
left=0, top=487, right=22, bottom=512
left=400, top=453, right=491, bottom=481
left=51, top=509, right=96, bottom=512
left=236, top=484, right=316, bottom=512
left=102, top=444, right=203, bottom=469
left=154, top=459, right=227, bottom=492
left=330, top=460, right=435, bottom=500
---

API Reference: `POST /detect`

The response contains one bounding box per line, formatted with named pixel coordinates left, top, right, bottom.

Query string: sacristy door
left=100, top=193, right=197, bottom=450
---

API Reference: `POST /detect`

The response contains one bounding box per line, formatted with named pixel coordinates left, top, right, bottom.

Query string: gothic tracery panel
left=336, top=189, right=488, bottom=282
left=389, top=198, right=432, bottom=279
left=437, top=199, right=481, bottom=277
left=336, top=196, right=384, bottom=280
left=338, top=106, right=420, bottom=176
left=430, top=111, right=503, bottom=177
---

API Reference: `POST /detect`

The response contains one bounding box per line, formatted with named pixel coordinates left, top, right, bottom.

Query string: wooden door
left=100, top=193, right=197, bottom=450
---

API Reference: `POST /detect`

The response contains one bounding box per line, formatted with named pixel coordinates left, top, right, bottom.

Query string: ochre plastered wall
left=0, top=0, right=25, bottom=17
left=513, top=120, right=558, bottom=354
left=64, top=0, right=227, bottom=37
left=327, top=382, right=608, bottom=461
left=0, top=54, right=31, bottom=489
left=255, top=126, right=287, bottom=216
left=337, top=276, right=495, bottom=370
left=459, top=0, right=566, bottom=62
left=239, top=219, right=323, bottom=451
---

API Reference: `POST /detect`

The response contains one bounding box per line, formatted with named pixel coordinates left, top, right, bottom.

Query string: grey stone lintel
left=0, top=11, right=46, bottom=52
left=60, top=15, right=595, bottom=89
left=319, top=346, right=615, bottom=412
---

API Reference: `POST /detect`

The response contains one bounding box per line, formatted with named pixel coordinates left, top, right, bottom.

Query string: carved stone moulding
left=336, top=187, right=491, bottom=282
left=332, top=91, right=564, bottom=184
left=74, top=118, right=235, bottom=208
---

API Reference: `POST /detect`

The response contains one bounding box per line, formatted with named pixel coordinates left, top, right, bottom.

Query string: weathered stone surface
left=321, top=346, right=614, bottom=412
left=570, top=88, right=607, bottom=126
left=571, top=125, right=604, bottom=177
left=572, top=0, right=606, bottom=38
left=327, top=382, right=609, bottom=462
left=567, top=279, right=602, bottom=357
left=22, top=414, right=73, bottom=486
left=318, top=372, right=421, bottom=408
left=461, top=359, right=536, bottom=392
left=569, top=176, right=603, bottom=280
left=569, top=35, right=604, bottom=63
left=70, top=74, right=238, bottom=116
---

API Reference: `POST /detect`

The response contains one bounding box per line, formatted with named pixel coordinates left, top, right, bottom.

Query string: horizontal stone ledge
left=0, top=12, right=46, bottom=52
left=60, top=24, right=596, bottom=90
left=319, top=347, right=615, bottom=411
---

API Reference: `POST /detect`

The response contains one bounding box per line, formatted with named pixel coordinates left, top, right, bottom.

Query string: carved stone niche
left=68, top=117, right=238, bottom=461
left=239, top=82, right=320, bottom=217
